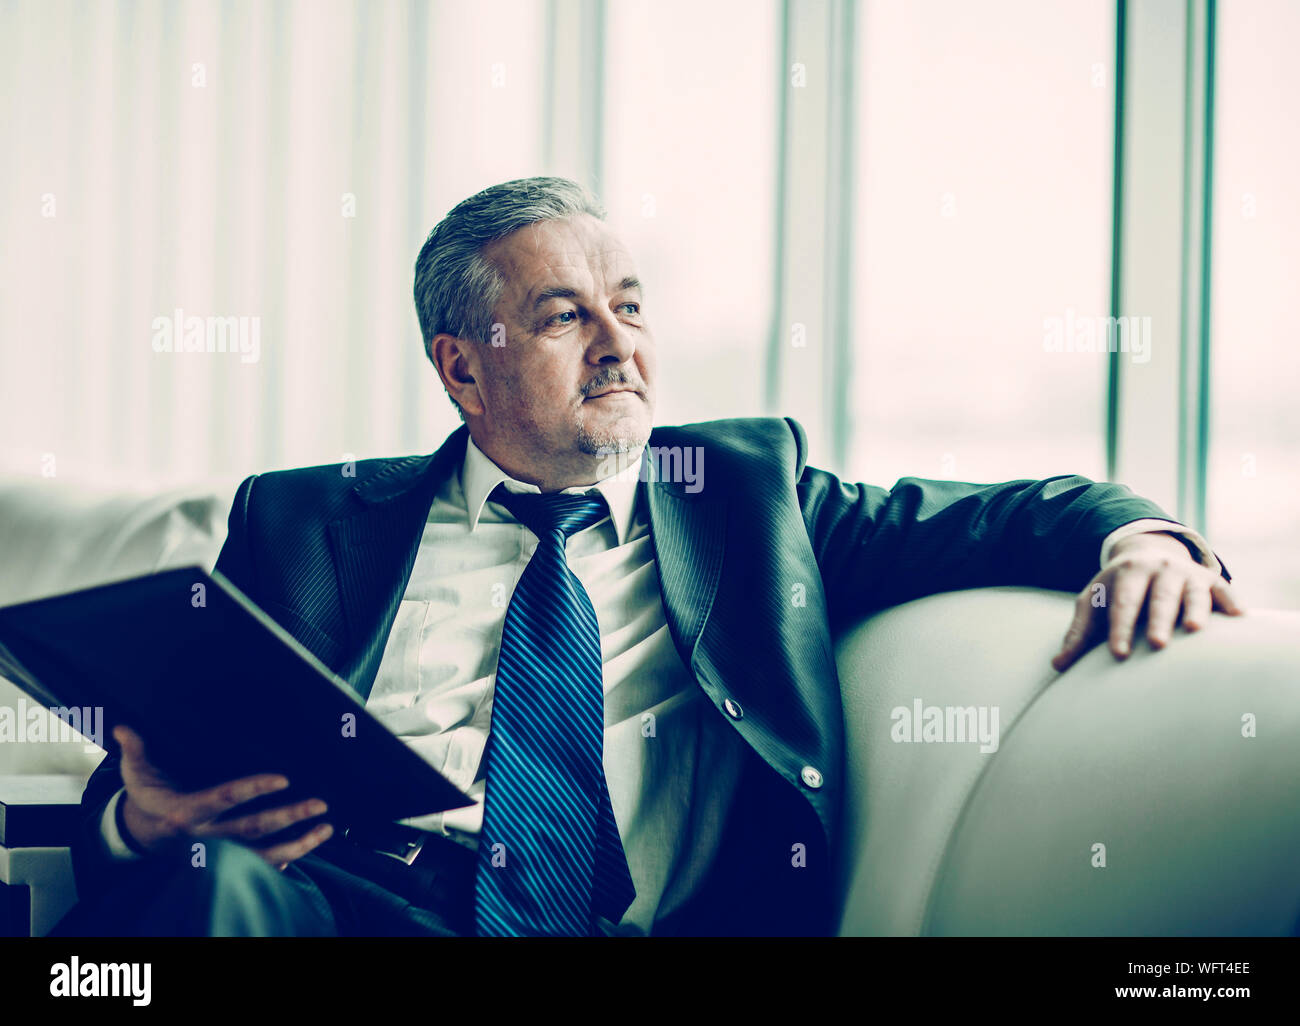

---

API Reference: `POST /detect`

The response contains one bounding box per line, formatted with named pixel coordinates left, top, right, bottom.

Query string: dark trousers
left=50, top=834, right=476, bottom=937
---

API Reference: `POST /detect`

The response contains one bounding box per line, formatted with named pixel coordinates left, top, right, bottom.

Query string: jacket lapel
left=641, top=448, right=728, bottom=674
left=327, top=425, right=468, bottom=701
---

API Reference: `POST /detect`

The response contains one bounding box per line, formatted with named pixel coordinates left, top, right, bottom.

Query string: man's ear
left=431, top=333, right=485, bottom=417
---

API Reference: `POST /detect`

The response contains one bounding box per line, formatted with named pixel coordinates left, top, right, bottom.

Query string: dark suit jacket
left=72, top=416, right=1188, bottom=934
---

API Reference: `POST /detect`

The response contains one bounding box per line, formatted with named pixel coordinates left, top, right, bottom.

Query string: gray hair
left=413, top=176, right=607, bottom=383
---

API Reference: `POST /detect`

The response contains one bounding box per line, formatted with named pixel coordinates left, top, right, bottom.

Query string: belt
left=343, top=821, right=439, bottom=866
left=322, top=821, right=478, bottom=929
left=331, top=823, right=634, bottom=937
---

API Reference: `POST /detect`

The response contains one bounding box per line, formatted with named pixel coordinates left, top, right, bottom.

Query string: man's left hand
left=1052, top=532, right=1244, bottom=672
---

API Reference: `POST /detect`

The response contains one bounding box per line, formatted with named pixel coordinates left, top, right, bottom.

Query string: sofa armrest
left=834, top=586, right=1300, bottom=935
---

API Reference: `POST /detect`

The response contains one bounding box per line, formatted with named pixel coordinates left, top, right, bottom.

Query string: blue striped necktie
left=473, top=485, right=637, bottom=936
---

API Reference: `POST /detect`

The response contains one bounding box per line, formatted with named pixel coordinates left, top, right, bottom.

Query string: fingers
left=1211, top=577, right=1245, bottom=616
left=113, top=725, right=172, bottom=787
left=1144, top=569, right=1187, bottom=649
left=193, top=798, right=328, bottom=844
left=180, top=774, right=293, bottom=827
left=253, top=822, right=335, bottom=868
left=130, top=771, right=293, bottom=849
left=111, top=725, right=336, bottom=861
left=1181, top=570, right=1241, bottom=632
left=1182, top=575, right=1212, bottom=632
left=1052, top=593, right=1100, bottom=672
left=1056, top=562, right=1240, bottom=675
left=113, top=724, right=146, bottom=760
left=1107, top=564, right=1153, bottom=659
left=114, top=725, right=291, bottom=823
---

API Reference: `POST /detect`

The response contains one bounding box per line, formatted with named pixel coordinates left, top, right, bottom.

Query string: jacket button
left=723, top=698, right=743, bottom=720
left=800, top=765, right=823, bottom=789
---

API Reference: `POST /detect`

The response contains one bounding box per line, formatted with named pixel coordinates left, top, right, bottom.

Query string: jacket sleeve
left=70, top=474, right=261, bottom=900
left=788, top=417, right=1187, bottom=631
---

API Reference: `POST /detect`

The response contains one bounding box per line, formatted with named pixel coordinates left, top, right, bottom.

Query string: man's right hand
left=113, top=725, right=334, bottom=869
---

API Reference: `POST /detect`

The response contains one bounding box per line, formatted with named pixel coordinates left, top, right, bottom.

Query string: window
left=1208, top=0, right=1300, bottom=608
left=601, top=0, right=779, bottom=426
left=849, top=0, right=1114, bottom=488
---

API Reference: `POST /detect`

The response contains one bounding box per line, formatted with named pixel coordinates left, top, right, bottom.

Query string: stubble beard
left=574, top=396, right=653, bottom=462
left=575, top=365, right=652, bottom=457
left=575, top=420, right=649, bottom=457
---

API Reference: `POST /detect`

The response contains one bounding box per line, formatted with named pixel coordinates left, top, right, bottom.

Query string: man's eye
left=549, top=311, right=577, bottom=325
left=620, top=303, right=640, bottom=315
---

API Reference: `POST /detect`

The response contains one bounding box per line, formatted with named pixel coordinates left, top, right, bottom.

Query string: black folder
left=0, top=566, right=473, bottom=834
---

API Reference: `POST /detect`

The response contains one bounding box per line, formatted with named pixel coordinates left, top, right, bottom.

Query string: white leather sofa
left=2, top=472, right=1297, bottom=936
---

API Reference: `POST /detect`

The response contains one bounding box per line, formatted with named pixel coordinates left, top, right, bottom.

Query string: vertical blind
left=1, top=0, right=1294, bottom=606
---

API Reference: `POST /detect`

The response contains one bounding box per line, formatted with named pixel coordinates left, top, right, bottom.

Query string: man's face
left=437, top=214, right=657, bottom=488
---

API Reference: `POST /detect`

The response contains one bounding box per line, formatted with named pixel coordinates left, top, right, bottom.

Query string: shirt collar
left=461, top=435, right=642, bottom=545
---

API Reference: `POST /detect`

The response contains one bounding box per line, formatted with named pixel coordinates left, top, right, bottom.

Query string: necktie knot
left=490, top=485, right=609, bottom=540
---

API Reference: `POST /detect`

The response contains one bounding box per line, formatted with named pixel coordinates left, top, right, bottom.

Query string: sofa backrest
left=0, top=474, right=239, bottom=778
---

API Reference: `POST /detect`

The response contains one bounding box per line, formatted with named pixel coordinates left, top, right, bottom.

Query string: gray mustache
left=582, top=368, right=643, bottom=396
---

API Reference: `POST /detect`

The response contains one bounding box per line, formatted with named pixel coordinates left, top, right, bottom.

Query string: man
left=58, top=176, right=1240, bottom=937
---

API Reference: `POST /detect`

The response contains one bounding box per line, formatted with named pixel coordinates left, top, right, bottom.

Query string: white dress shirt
left=97, top=449, right=1220, bottom=934
left=355, top=437, right=750, bottom=933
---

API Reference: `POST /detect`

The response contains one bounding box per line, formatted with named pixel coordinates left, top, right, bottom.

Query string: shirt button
left=723, top=698, right=743, bottom=720
left=800, top=765, right=823, bottom=789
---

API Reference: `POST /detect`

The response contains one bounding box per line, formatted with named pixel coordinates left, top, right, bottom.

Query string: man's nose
left=586, top=309, right=637, bottom=364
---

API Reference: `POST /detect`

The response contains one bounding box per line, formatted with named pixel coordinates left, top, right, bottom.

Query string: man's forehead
left=487, top=217, right=639, bottom=299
